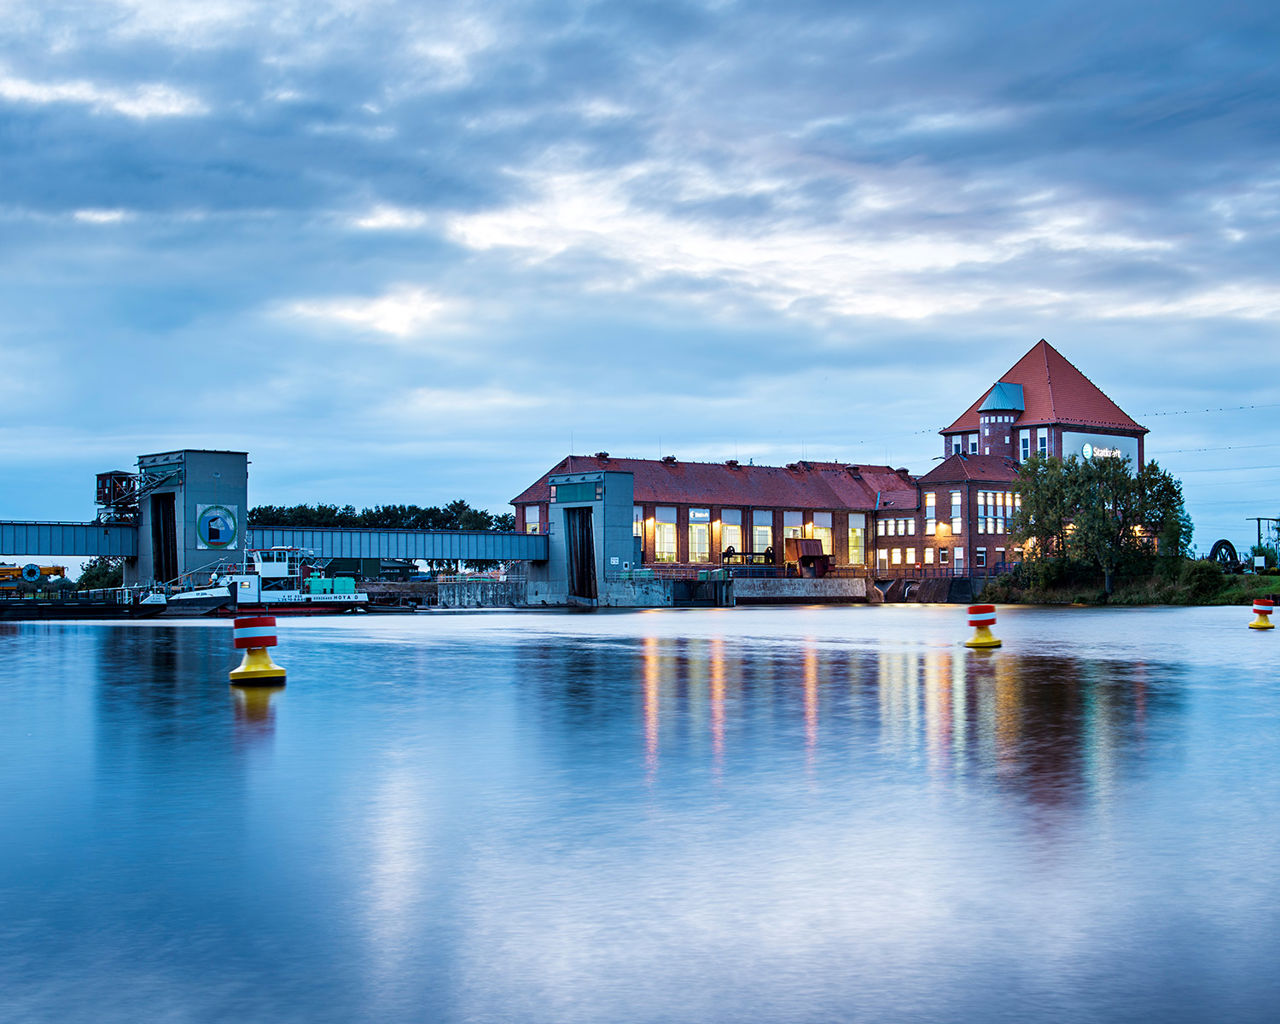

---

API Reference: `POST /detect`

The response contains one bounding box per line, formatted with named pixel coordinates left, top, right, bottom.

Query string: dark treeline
left=248, top=500, right=515, bottom=533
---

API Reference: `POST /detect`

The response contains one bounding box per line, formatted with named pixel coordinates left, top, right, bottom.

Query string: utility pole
left=1247, top=517, right=1280, bottom=557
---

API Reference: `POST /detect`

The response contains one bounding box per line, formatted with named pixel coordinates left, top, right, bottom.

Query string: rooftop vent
left=661, top=455, right=677, bottom=464
left=725, top=459, right=740, bottom=468
left=785, top=462, right=800, bottom=471
left=594, top=451, right=609, bottom=460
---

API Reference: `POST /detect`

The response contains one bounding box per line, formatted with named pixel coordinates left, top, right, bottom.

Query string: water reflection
left=6, top=612, right=1256, bottom=1024
left=231, top=684, right=283, bottom=736
left=614, top=634, right=1172, bottom=813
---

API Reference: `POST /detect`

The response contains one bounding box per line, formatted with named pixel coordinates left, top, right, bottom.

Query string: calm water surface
left=1, top=605, right=1278, bottom=1023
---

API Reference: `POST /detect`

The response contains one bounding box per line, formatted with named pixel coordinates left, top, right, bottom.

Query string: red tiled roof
left=917, top=454, right=1020, bottom=485
left=942, top=339, right=1147, bottom=435
left=511, top=457, right=919, bottom=512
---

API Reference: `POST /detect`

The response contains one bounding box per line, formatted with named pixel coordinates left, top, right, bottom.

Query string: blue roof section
left=979, top=381, right=1025, bottom=412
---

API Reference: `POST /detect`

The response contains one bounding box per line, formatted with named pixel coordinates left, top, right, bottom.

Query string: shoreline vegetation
left=982, top=559, right=1279, bottom=606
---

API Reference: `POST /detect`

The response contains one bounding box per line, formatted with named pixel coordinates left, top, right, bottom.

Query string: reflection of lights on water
left=644, top=635, right=660, bottom=779
left=804, top=644, right=818, bottom=759
left=923, top=652, right=952, bottom=773
left=710, top=637, right=725, bottom=772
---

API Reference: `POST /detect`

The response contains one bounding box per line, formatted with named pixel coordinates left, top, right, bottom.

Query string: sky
left=1, top=0, right=1278, bottom=552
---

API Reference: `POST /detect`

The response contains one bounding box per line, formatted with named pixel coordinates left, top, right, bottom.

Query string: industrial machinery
left=0, top=564, right=67, bottom=588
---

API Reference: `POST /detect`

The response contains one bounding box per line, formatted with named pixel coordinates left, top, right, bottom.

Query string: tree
left=1010, top=454, right=1073, bottom=560
left=77, top=556, right=123, bottom=590
left=1136, top=461, right=1194, bottom=565
left=1069, top=456, right=1142, bottom=596
left=1011, top=454, right=1192, bottom=595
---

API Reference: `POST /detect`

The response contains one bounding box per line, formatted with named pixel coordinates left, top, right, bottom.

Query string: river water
left=1, top=605, right=1278, bottom=1023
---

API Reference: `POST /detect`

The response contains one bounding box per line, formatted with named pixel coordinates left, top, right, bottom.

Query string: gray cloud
left=0, top=0, right=1276, bottom=545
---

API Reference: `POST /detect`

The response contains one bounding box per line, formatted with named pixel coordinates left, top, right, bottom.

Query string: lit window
left=752, top=509, right=773, bottom=555
left=783, top=510, right=803, bottom=540
left=925, top=492, right=936, bottom=535
left=812, top=512, right=833, bottom=554
left=905, top=547, right=916, bottom=565
left=525, top=506, right=541, bottom=535
left=655, top=506, right=677, bottom=562
left=848, top=514, right=866, bottom=565
left=878, top=519, right=887, bottom=537
left=891, top=548, right=902, bottom=565
left=721, top=508, right=742, bottom=556
left=876, top=548, right=889, bottom=570
left=632, top=506, right=643, bottom=538
left=925, top=547, right=935, bottom=564
left=950, top=491, right=963, bottom=536
left=689, top=508, right=711, bottom=563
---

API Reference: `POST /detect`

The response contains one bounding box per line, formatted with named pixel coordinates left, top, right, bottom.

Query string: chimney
left=661, top=455, right=677, bottom=464
left=594, top=451, right=610, bottom=461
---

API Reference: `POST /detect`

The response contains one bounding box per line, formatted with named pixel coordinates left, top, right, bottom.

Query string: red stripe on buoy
left=233, top=615, right=278, bottom=649
left=968, top=604, right=996, bottom=615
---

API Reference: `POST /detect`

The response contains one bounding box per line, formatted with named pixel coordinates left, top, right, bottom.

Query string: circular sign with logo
left=1082, top=443, right=1093, bottom=459
left=197, top=504, right=238, bottom=549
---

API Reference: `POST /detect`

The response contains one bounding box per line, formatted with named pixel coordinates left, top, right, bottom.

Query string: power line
left=1141, top=402, right=1280, bottom=417
left=1153, top=442, right=1280, bottom=455
left=1169, top=463, right=1280, bottom=474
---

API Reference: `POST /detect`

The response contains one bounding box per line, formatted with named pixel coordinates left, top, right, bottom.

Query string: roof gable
left=943, top=339, right=1146, bottom=435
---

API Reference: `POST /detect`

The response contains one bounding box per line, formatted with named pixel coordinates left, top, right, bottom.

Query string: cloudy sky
left=1, top=0, right=1277, bottom=549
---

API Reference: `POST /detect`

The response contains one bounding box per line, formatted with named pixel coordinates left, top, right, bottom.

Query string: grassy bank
left=982, top=560, right=1280, bottom=606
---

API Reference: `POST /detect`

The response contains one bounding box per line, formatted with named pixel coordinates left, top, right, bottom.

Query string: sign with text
left=1062, top=431, right=1139, bottom=466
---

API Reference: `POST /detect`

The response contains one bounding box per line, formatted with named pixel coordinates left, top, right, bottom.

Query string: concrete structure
left=131, top=450, right=248, bottom=585
left=4, top=448, right=548, bottom=586
left=524, top=469, right=668, bottom=607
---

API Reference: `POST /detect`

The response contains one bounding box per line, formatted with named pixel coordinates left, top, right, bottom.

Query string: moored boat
left=211, top=547, right=370, bottom=615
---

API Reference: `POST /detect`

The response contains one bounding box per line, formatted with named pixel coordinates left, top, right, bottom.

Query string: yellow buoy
left=1249, top=599, right=1275, bottom=631
left=965, top=603, right=1002, bottom=648
left=229, top=615, right=287, bottom=684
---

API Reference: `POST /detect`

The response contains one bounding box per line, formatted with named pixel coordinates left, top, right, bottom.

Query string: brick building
left=512, top=457, right=916, bottom=568
left=512, top=339, right=1146, bottom=576
left=888, top=339, right=1149, bottom=574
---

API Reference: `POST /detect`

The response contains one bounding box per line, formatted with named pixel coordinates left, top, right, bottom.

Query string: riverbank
left=981, top=560, right=1279, bottom=606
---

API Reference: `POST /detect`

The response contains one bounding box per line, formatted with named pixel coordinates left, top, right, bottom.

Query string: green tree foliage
left=1009, top=455, right=1072, bottom=558
left=77, top=556, right=124, bottom=590
left=248, top=499, right=513, bottom=532
left=1069, top=455, right=1142, bottom=596
left=1011, top=455, right=1192, bottom=595
left=1249, top=544, right=1278, bottom=569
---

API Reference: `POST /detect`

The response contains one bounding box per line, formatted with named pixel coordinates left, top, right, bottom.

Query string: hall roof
left=943, top=339, right=1147, bottom=435
left=512, top=456, right=919, bottom=512
left=917, top=454, right=1020, bottom=485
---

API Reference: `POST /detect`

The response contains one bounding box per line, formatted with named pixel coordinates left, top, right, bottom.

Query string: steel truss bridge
left=0, top=522, right=548, bottom=562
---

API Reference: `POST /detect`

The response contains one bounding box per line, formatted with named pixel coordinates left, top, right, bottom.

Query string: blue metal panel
left=0, top=521, right=139, bottom=557
left=246, top=527, right=548, bottom=562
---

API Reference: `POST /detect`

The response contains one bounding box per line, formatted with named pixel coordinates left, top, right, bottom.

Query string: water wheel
left=1209, top=539, right=1239, bottom=571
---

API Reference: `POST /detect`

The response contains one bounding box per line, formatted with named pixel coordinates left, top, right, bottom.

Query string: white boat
left=166, top=547, right=370, bottom=616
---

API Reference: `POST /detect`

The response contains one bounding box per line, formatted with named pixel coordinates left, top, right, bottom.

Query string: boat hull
left=0, top=597, right=168, bottom=621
